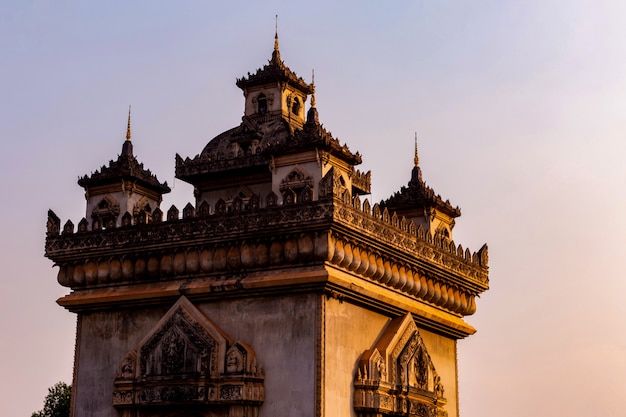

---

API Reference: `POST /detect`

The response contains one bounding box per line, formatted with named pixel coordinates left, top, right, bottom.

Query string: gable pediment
left=354, top=313, right=447, bottom=417
left=113, top=297, right=263, bottom=414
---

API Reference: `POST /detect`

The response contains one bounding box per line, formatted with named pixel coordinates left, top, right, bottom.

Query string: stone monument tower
left=45, top=32, right=489, bottom=417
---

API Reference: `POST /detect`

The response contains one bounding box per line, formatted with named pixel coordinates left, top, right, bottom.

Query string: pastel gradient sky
left=2, top=1, right=626, bottom=416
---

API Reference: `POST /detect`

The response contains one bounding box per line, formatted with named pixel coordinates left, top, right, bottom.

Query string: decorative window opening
left=291, top=97, right=300, bottom=116
left=257, top=93, right=267, bottom=114
left=279, top=167, right=314, bottom=204
left=92, top=195, right=120, bottom=230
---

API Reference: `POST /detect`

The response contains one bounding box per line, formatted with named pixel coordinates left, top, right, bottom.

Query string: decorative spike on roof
left=307, top=69, right=319, bottom=125
left=310, top=69, right=316, bottom=108
left=273, top=14, right=280, bottom=61
left=414, top=132, right=419, bottom=167
left=122, top=106, right=133, bottom=157
left=126, top=105, right=131, bottom=142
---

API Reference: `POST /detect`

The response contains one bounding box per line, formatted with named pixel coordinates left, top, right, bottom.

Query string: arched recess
left=92, top=195, right=120, bottom=229
left=112, top=296, right=264, bottom=417
left=354, top=313, right=448, bottom=417
left=279, top=166, right=313, bottom=204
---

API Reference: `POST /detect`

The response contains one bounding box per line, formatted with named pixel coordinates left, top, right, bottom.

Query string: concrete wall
left=323, top=298, right=459, bottom=417
left=73, top=294, right=318, bottom=417
left=323, top=298, right=391, bottom=417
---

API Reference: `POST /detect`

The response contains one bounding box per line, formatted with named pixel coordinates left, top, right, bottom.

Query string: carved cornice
left=47, top=192, right=488, bottom=318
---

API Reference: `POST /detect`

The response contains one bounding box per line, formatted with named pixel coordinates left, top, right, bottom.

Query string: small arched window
left=257, top=93, right=267, bottom=114
left=291, top=97, right=300, bottom=116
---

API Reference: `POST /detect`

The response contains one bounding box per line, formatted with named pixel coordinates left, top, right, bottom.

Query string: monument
left=45, top=30, right=489, bottom=417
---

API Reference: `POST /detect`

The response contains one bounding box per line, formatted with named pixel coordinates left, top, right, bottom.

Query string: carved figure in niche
left=375, top=356, right=386, bottom=380
left=226, top=347, right=244, bottom=373
left=414, top=345, right=428, bottom=389
left=162, top=330, right=185, bottom=375
left=291, top=97, right=300, bottom=115
left=118, top=352, right=135, bottom=379
left=121, top=212, right=132, bottom=227
left=216, top=199, right=226, bottom=214
left=434, top=375, right=445, bottom=398
left=300, top=185, right=313, bottom=203
left=266, top=191, right=277, bottom=207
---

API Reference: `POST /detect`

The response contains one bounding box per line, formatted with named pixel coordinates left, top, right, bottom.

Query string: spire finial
left=310, top=69, right=316, bottom=108
left=414, top=132, right=419, bottom=167
left=121, top=105, right=134, bottom=157
left=126, top=105, right=132, bottom=142
left=274, top=14, right=279, bottom=52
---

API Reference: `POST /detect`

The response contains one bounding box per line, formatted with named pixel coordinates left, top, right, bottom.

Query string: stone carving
left=47, top=195, right=486, bottom=317
left=92, top=195, right=121, bottom=227
left=113, top=297, right=264, bottom=414
left=354, top=313, right=447, bottom=417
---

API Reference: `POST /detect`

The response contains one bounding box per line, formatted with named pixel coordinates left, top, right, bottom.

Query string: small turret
left=380, top=134, right=461, bottom=240
left=235, top=20, right=313, bottom=129
left=78, top=108, right=170, bottom=229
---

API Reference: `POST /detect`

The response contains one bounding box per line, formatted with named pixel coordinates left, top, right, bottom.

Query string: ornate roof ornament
left=121, top=105, right=133, bottom=157
left=126, top=105, right=131, bottom=142
left=235, top=23, right=313, bottom=94
left=273, top=14, right=280, bottom=62
left=78, top=110, right=170, bottom=194
left=310, top=69, right=316, bottom=108
left=414, top=132, right=419, bottom=167
left=381, top=136, right=460, bottom=219
left=307, top=69, right=320, bottom=125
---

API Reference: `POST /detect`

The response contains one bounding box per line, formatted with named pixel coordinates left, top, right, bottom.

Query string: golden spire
left=274, top=14, right=279, bottom=52
left=310, top=69, right=316, bottom=108
left=126, top=105, right=132, bottom=142
left=414, top=132, right=419, bottom=167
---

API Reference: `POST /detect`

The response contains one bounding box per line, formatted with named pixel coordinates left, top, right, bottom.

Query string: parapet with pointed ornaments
left=46, top=172, right=487, bottom=338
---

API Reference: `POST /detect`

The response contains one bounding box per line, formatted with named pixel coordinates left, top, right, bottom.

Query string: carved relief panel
left=354, top=313, right=447, bottom=417
left=113, top=297, right=264, bottom=417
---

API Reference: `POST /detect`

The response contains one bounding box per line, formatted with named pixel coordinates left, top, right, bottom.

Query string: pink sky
left=2, top=1, right=626, bottom=416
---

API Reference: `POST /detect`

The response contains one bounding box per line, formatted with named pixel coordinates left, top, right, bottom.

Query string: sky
left=1, top=1, right=626, bottom=416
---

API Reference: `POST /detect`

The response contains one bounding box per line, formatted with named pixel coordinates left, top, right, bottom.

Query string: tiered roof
left=78, top=114, right=170, bottom=194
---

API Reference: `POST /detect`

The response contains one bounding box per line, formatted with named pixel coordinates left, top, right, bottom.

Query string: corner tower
left=77, top=110, right=170, bottom=229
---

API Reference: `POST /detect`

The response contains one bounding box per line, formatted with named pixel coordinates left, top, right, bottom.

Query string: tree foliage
left=31, top=382, right=72, bottom=417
